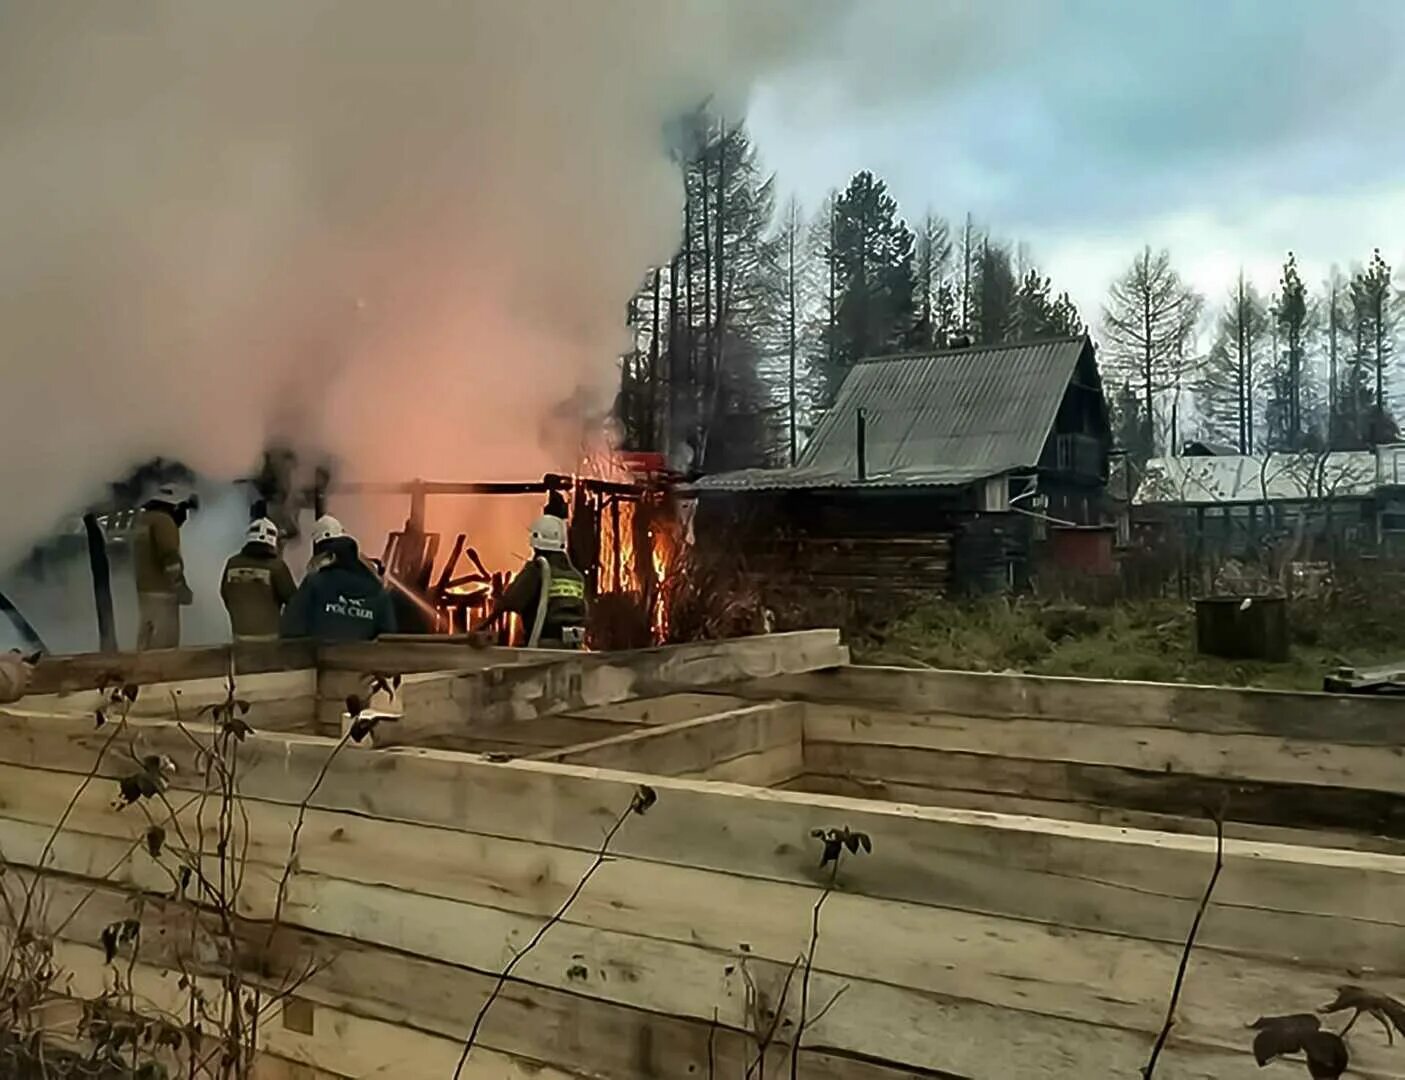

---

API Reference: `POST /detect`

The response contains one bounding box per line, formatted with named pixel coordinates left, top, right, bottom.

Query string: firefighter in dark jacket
left=221, top=519, right=297, bottom=643
left=486, top=515, right=587, bottom=648
left=279, top=529, right=396, bottom=643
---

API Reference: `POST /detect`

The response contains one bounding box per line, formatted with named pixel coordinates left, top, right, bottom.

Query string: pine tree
left=972, top=240, right=1018, bottom=345
left=1101, top=247, right=1203, bottom=454
left=818, top=170, right=917, bottom=403
left=1338, top=252, right=1396, bottom=447
left=1346, top=249, right=1396, bottom=445
left=1008, top=268, right=1084, bottom=342
left=1051, top=292, right=1084, bottom=336
left=1264, top=252, right=1315, bottom=450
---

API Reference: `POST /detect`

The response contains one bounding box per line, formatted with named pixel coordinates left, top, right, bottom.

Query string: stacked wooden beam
left=6, top=639, right=1405, bottom=1078
left=743, top=665, right=1405, bottom=852
left=2, top=713, right=1405, bottom=1074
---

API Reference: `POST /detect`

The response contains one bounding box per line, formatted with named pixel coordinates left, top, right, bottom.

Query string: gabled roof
left=691, top=336, right=1098, bottom=492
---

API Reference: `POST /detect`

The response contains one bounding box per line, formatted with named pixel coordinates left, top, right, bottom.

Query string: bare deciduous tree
left=1102, top=247, right=1203, bottom=455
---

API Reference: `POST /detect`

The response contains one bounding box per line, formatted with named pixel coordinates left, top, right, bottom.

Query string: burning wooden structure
left=6, top=634, right=1405, bottom=1078
left=328, top=468, right=682, bottom=641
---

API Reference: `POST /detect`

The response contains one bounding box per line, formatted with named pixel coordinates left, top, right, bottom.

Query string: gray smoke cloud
left=0, top=1, right=842, bottom=568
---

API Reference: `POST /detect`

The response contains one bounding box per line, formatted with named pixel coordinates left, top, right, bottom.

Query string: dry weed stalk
left=451, top=783, right=657, bottom=1079
left=1142, top=804, right=1225, bottom=1080
left=0, top=670, right=388, bottom=1078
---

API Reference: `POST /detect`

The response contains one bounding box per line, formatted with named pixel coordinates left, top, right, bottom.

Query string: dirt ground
left=850, top=595, right=1405, bottom=691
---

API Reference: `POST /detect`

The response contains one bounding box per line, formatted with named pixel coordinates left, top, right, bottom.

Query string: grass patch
left=852, top=596, right=1405, bottom=691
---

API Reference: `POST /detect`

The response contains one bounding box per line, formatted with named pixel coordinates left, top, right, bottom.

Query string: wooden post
left=408, top=480, right=427, bottom=536
left=611, top=497, right=621, bottom=593
left=82, top=513, right=117, bottom=653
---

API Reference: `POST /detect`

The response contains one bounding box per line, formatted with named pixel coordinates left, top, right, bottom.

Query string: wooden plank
left=688, top=741, right=804, bottom=787
left=317, top=667, right=650, bottom=751
left=435, top=715, right=646, bottom=752
left=786, top=773, right=1405, bottom=855
left=317, top=640, right=548, bottom=674
left=318, top=630, right=840, bottom=676
left=29, top=640, right=316, bottom=694
left=47, top=940, right=584, bottom=1080
left=460, top=631, right=845, bottom=723
left=533, top=702, right=802, bottom=780
left=7, top=749, right=1405, bottom=987
left=12, top=811, right=1404, bottom=1078
left=381, top=632, right=848, bottom=744
left=562, top=691, right=751, bottom=724
left=804, top=702, right=1405, bottom=795
left=737, top=664, right=1405, bottom=745
left=252, top=1056, right=347, bottom=1080
left=804, top=741, right=1405, bottom=839
left=314, top=635, right=845, bottom=747
left=34, top=873, right=940, bottom=1080
left=8, top=715, right=1405, bottom=970
left=21, top=669, right=318, bottom=733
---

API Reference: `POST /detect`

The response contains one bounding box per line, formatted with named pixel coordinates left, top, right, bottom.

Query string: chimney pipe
left=856, top=407, right=868, bottom=482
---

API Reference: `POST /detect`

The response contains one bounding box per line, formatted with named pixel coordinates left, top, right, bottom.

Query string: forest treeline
left=615, top=111, right=1398, bottom=472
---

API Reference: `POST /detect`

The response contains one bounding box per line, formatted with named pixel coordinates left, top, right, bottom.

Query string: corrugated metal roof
left=1135, top=452, right=1380, bottom=505
left=691, top=336, right=1091, bottom=493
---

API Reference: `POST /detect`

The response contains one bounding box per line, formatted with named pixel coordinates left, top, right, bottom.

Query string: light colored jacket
left=0, top=652, right=32, bottom=704
left=133, top=508, right=187, bottom=596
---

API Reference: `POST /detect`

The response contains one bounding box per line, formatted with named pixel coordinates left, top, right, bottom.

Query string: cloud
left=750, top=0, right=1405, bottom=307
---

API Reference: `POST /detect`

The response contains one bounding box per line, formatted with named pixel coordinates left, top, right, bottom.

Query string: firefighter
left=220, top=518, right=297, bottom=644
left=484, top=515, right=587, bottom=648
left=280, top=525, right=396, bottom=643
left=0, top=651, right=33, bottom=705
left=307, top=514, right=382, bottom=578
left=305, top=515, right=345, bottom=575
left=133, top=483, right=197, bottom=650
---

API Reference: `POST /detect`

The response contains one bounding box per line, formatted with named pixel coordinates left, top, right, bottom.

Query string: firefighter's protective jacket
left=499, top=552, right=587, bottom=641
left=279, top=538, right=396, bottom=643
left=221, top=545, right=297, bottom=639
left=133, top=508, right=187, bottom=597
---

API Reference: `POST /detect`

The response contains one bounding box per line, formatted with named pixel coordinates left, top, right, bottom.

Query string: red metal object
left=1049, top=525, right=1116, bottom=575
left=617, top=451, right=668, bottom=478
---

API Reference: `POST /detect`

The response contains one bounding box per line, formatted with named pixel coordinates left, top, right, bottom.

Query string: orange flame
left=590, top=457, right=675, bottom=643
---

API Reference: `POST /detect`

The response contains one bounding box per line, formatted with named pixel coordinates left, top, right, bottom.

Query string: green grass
left=850, top=597, right=1405, bottom=691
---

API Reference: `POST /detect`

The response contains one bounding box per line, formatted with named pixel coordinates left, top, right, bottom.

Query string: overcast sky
left=748, top=0, right=1405, bottom=327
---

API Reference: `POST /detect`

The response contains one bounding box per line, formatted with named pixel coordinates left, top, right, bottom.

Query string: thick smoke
left=0, top=2, right=839, bottom=571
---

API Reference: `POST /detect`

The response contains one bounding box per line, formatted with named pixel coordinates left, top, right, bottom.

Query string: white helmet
left=245, top=518, right=280, bottom=549
left=148, top=482, right=196, bottom=509
left=310, top=515, right=346, bottom=548
left=529, top=514, right=567, bottom=553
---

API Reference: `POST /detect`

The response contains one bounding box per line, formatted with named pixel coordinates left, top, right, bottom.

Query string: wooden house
left=687, top=335, right=1111, bottom=600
